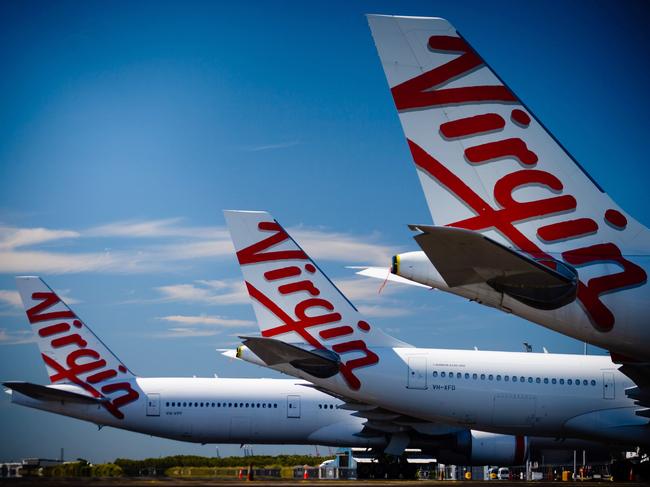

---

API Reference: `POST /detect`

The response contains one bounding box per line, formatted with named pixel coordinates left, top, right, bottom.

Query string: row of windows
left=318, top=404, right=335, bottom=409
left=431, top=370, right=597, bottom=387
left=165, top=401, right=278, bottom=409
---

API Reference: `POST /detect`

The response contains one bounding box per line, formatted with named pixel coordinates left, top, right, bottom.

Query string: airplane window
left=441, top=371, right=446, bottom=377
left=246, top=403, right=249, bottom=408
left=257, top=403, right=261, bottom=408
left=582, top=380, right=587, bottom=386
left=318, top=405, right=322, bottom=409
left=183, top=402, right=187, bottom=407
left=480, top=374, right=485, bottom=380
left=520, top=376, right=525, bottom=383
left=559, top=379, right=564, bottom=385
left=433, top=371, right=438, bottom=377
left=472, top=373, right=477, bottom=380
left=552, top=379, right=556, bottom=384
left=528, top=377, right=533, bottom=383
left=262, top=404, right=266, bottom=408
left=567, top=379, right=572, bottom=385
left=194, top=402, right=198, bottom=407
left=330, top=405, right=333, bottom=409
left=211, top=402, right=215, bottom=407
left=488, top=374, right=493, bottom=380
left=234, top=403, right=238, bottom=408
left=274, top=404, right=277, bottom=408
left=456, top=372, right=461, bottom=379
left=166, top=402, right=169, bottom=407
left=200, top=402, right=204, bottom=407
left=464, top=373, right=469, bottom=379
left=228, top=402, right=232, bottom=407
left=448, top=373, right=453, bottom=380
left=536, top=378, right=541, bottom=384
left=575, top=379, right=580, bottom=386
left=171, top=402, right=175, bottom=407
left=504, top=376, right=509, bottom=382
left=512, top=376, right=517, bottom=382
left=543, top=378, right=548, bottom=384
left=591, top=380, right=596, bottom=386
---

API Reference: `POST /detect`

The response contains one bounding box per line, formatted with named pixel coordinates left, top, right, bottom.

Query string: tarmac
left=1, top=480, right=648, bottom=487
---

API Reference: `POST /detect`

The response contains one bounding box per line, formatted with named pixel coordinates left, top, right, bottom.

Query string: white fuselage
left=394, top=251, right=650, bottom=362
left=10, top=377, right=382, bottom=447
left=241, top=347, right=648, bottom=446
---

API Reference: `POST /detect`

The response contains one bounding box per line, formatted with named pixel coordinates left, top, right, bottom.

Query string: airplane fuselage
left=242, top=347, right=648, bottom=446
left=10, top=377, right=381, bottom=447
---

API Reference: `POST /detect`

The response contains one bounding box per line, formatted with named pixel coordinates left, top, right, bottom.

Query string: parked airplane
left=5, top=277, right=610, bottom=468
left=359, top=14, right=650, bottom=415
left=224, top=210, right=649, bottom=453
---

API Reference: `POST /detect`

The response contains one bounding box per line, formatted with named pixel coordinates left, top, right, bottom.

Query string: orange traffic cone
left=303, top=469, right=309, bottom=479
left=238, top=468, right=243, bottom=480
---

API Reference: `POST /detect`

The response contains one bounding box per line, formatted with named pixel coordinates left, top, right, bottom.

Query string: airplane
left=223, top=209, right=650, bottom=454
left=356, top=14, right=650, bottom=413
left=4, top=277, right=611, bottom=470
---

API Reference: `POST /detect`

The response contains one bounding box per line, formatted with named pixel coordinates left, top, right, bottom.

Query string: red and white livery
left=364, top=15, right=650, bottom=363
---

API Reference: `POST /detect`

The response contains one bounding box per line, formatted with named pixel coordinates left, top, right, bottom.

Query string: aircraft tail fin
left=224, top=210, right=409, bottom=390
left=15, top=277, right=140, bottom=419
left=366, top=14, right=650, bottom=255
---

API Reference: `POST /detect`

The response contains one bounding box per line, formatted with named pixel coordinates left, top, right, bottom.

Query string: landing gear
left=356, top=453, right=417, bottom=479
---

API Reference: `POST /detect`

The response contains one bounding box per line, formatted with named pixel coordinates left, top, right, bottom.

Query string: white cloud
left=155, top=280, right=249, bottom=305
left=356, top=304, right=412, bottom=318
left=157, top=328, right=222, bottom=338
left=0, top=328, right=36, bottom=345
left=158, top=315, right=254, bottom=327
left=155, top=313, right=255, bottom=339
left=87, top=219, right=228, bottom=240
left=242, top=140, right=300, bottom=152
left=0, top=218, right=398, bottom=274
left=0, top=290, right=21, bottom=308
left=291, top=229, right=396, bottom=266
left=0, top=250, right=119, bottom=274
left=0, top=226, right=79, bottom=251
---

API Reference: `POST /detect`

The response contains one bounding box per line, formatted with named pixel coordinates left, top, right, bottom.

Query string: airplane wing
left=297, top=381, right=465, bottom=454
left=3, top=381, right=106, bottom=404
left=409, top=225, right=578, bottom=310
left=611, top=357, right=650, bottom=419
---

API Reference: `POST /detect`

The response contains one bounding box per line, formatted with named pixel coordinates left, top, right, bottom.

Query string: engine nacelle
left=392, top=251, right=449, bottom=290
left=427, top=431, right=527, bottom=466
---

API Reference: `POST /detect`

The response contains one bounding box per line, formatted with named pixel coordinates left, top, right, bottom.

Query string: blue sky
left=1, top=0, right=649, bottom=463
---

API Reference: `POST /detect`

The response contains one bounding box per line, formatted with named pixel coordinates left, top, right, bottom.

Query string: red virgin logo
left=27, top=293, right=139, bottom=419
left=392, top=35, right=647, bottom=332
left=237, top=221, right=378, bottom=390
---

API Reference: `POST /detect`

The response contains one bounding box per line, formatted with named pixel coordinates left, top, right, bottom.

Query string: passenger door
left=146, top=393, right=160, bottom=416
left=407, top=356, right=427, bottom=389
left=287, top=395, right=301, bottom=418
left=603, top=372, right=615, bottom=399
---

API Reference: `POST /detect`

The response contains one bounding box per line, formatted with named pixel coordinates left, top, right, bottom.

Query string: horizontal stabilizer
left=410, top=226, right=578, bottom=310
left=240, top=336, right=341, bottom=379
left=3, top=381, right=105, bottom=404
left=351, top=266, right=432, bottom=289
